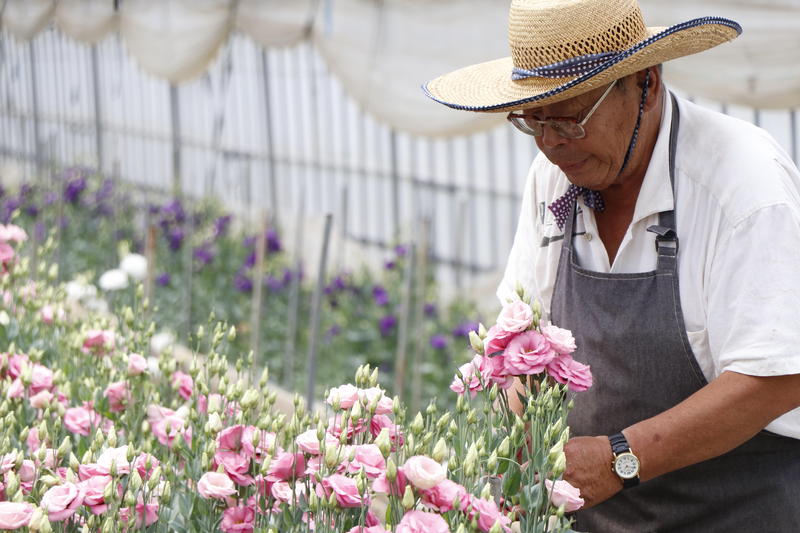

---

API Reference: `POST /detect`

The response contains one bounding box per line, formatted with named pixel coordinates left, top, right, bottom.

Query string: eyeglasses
left=506, top=80, right=618, bottom=139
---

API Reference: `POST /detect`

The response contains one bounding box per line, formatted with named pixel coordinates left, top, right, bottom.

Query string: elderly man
left=424, top=0, right=800, bottom=531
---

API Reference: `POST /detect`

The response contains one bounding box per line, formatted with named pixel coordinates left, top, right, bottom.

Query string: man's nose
left=539, top=124, right=568, bottom=148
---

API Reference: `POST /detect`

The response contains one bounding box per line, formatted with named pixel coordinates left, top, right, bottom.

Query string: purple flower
left=372, top=285, right=389, bottom=306
left=194, top=245, right=215, bottom=266
left=43, top=192, right=57, bottom=206
left=25, top=204, right=39, bottom=217
left=394, top=245, right=408, bottom=257
left=161, top=200, right=186, bottom=224
left=167, top=227, right=184, bottom=251
left=325, top=274, right=349, bottom=295
left=384, top=260, right=396, bottom=270
left=264, top=275, right=283, bottom=291
left=233, top=272, right=253, bottom=293
left=379, top=315, right=397, bottom=337
left=64, top=176, right=87, bottom=204
left=266, top=229, right=282, bottom=253
left=213, top=215, right=231, bottom=237
left=244, top=251, right=257, bottom=269
left=243, top=235, right=257, bottom=248
left=35, top=222, right=46, bottom=242
left=452, top=320, right=480, bottom=339
left=156, top=273, right=171, bottom=287
left=325, top=325, right=341, bottom=341
left=430, top=334, right=448, bottom=350
left=424, top=302, right=437, bottom=317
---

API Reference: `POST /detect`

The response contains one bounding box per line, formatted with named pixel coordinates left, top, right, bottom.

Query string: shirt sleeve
left=707, top=201, right=800, bottom=377
left=496, top=160, right=545, bottom=307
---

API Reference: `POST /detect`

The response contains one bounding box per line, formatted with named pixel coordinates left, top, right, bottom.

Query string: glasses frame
left=506, top=80, right=618, bottom=139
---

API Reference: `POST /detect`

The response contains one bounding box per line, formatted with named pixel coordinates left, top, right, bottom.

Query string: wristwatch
left=609, top=432, right=640, bottom=489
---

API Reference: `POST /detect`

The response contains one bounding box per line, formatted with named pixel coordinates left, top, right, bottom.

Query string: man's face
left=522, top=75, right=644, bottom=190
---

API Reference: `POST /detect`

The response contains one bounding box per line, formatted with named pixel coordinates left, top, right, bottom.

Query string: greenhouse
left=0, top=0, right=799, bottom=532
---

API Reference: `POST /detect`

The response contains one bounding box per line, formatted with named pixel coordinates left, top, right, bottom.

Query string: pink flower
left=171, top=371, right=193, bottom=400
left=29, top=389, right=53, bottom=409
left=348, top=527, right=390, bottom=533
left=6, top=378, right=24, bottom=399
left=545, top=479, right=584, bottom=512
left=103, top=381, right=130, bottom=412
left=120, top=501, right=159, bottom=528
left=402, top=456, right=446, bottom=490
left=6, top=353, right=28, bottom=379
left=359, top=387, right=394, bottom=414
left=321, top=474, right=367, bottom=508
left=0, top=501, right=33, bottom=529
left=64, top=403, right=102, bottom=436
left=198, top=472, right=237, bottom=499
left=296, top=429, right=339, bottom=456
left=326, top=384, right=360, bottom=409
left=41, top=482, right=85, bottom=521
left=132, top=453, right=160, bottom=480
left=266, top=452, right=306, bottom=482
left=369, top=415, right=404, bottom=448
left=214, top=450, right=253, bottom=486
left=127, top=353, right=147, bottom=376
left=30, top=364, right=54, bottom=394
left=504, top=330, right=555, bottom=376
left=450, top=355, right=492, bottom=398
left=82, top=329, right=115, bottom=355
left=40, top=304, right=55, bottom=324
left=541, top=324, right=576, bottom=355
left=217, top=425, right=245, bottom=452
left=148, top=405, right=192, bottom=448
left=241, top=427, right=277, bottom=460
left=220, top=504, right=256, bottom=533
left=346, top=444, right=386, bottom=478
left=0, top=224, right=27, bottom=243
left=396, top=510, right=450, bottom=533
left=372, top=467, right=408, bottom=497
left=496, top=300, right=534, bottom=333
left=0, top=242, right=15, bottom=265
left=96, top=446, right=131, bottom=475
left=468, top=496, right=512, bottom=532
left=483, top=325, right=516, bottom=357
left=421, top=479, right=469, bottom=512
left=80, top=474, right=113, bottom=515
left=547, top=354, right=593, bottom=392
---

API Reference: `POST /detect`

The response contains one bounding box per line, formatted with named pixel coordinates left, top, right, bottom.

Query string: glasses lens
left=549, top=120, right=585, bottom=139
left=509, top=115, right=542, bottom=136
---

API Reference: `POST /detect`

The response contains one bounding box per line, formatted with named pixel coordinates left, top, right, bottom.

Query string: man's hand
left=563, top=435, right=621, bottom=508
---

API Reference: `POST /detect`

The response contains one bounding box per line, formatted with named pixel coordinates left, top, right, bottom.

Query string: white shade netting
left=640, top=0, right=800, bottom=109
left=119, top=0, right=234, bottom=84
left=236, top=0, right=315, bottom=48
left=54, top=0, right=117, bottom=44
left=312, top=0, right=508, bottom=137
left=1, top=0, right=55, bottom=41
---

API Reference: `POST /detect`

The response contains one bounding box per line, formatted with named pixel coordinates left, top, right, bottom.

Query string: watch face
left=614, top=453, right=640, bottom=479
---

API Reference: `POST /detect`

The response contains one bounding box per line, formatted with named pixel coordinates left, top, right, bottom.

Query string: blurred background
left=1, top=0, right=798, bottom=408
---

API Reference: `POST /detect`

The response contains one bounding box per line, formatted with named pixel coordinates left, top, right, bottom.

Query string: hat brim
left=423, top=17, right=741, bottom=113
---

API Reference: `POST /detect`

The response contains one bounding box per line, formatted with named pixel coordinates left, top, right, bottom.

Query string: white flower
left=119, top=254, right=148, bottom=282
left=65, top=280, right=98, bottom=302
left=98, top=269, right=129, bottom=291
left=150, top=331, right=175, bottom=356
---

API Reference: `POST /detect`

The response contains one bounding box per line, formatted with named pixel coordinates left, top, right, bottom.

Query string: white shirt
left=498, top=92, right=800, bottom=438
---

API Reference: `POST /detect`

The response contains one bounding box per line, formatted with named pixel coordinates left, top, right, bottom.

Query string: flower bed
left=0, top=222, right=589, bottom=532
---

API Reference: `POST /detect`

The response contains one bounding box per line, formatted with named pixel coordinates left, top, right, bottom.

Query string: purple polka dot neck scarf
left=548, top=185, right=605, bottom=230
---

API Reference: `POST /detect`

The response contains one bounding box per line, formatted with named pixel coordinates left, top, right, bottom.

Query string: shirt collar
left=631, top=92, right=674, bottom=225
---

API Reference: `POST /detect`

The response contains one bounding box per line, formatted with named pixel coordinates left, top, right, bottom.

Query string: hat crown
left=509, top=0, right=648, bottom=71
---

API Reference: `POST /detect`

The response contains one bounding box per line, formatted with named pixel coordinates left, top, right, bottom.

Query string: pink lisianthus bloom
left=148, top=405, right=192, bottom=448
left=345, top=444, right=386, bottom=478
left=132, top=452, right=160, bottom=480
left=126, top=353, right=148, bottom=376
left=41, top=482, right=86, bottom=522
left=369, top=414, right=404, bottom=449
left=504, top=330, right=556, bottom=376
left=547, top=354, right=593, bottom=392
left=545, top=479, right=585, bottom=512
left=541, top=323, right=577, bottom=355
left=468, top=496, right=512, bottom=532
left=25, top=427, right=42, bottom=454
left=29, top=389, right=53, bottom=409
left=6, top=378, right=24, bottom=399
left=217, top=425, right=245, bottom=452
left=326, top=383, right=361, bottom=409
left=372, top=467, right=408, bottom=497
left=198, top=471, right=237, bottom=499
left=483, top=324, right=517, bottom=357
left=18, top=460, right=36, bottom=493
left=0, top=224, right=27, bottom=244
left=80, top=474, right=114, bottom=515
left=0, top=242, right=15, bottom=267
left=320, top=474, right=368, bottom=508
left=242, top=426, right=277, bottom=460
left=420, top=479, right=469, bottom=512
left=29, top=364, right=54, bottom=395
left=296, top=429, right=339, bottom=456
left=395, top=510, right=450, bottom=533
left=96, top=445, right=131, bottom=475
left=358, top=387, right=394, bottom=415
left=496, top=300, right=534, bottom=333
left=64, top=403, right=103, bottom=437
left=220, top=504, right=256, bottom=533
left=171, top=371, right=193, bottom=400
left=82, top=329, right=116, bottom=355
left=0, top=501, right=34, bottom=529
left=402, top=456, right=446, bottom=491
left=327, top=413, right=366, bottom=441
left=214, top=450, right=254, bottom=487
left=266, top=452, right=306, bottom=483
left=120, top=501, right=159, bottom=528
left=348, top=527, right=391, bottom=533
left=103, top=380, right=130, bottom=413
left=450, top=355, right=493, bottom=398
left=6, top=353, right=29, bottom=379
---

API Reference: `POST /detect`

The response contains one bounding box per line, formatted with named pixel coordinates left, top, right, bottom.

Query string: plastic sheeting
left=55, top=0, right=117, bottom=44
left=119, top=0, right=234, bottom=84
left=1, top=0, right=55, bottom=41
left=236, top=0, right=315, bottom=48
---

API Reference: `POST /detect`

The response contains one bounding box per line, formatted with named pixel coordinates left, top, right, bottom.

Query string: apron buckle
left=647, top=224, right=679, bottom=255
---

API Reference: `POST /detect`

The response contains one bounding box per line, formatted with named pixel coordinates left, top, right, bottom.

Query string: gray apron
left=550, top=94, right=800, bottom=532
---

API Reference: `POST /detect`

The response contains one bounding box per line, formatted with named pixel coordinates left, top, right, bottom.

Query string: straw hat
left=423, top=0, right=741, bottom=113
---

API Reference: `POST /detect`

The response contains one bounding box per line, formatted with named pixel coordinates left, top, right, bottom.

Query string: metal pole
left=169, top=84, right=182, bottom=194
left=410, top=218, right=430, bottom=413
left=283, top=187, right=306, bottom=389
left=250, top=212, right=269, bottom=367
left=90, top=44, right=104, bottom=172
left=27, top=41, right=42, bottom=175
left=389, top=129, right=400, bottom=240
left=393, top=241, right=415, bottom=401
left=260, top=48, right=279, bottom=221
left=305, top=213, right=334, bottom=408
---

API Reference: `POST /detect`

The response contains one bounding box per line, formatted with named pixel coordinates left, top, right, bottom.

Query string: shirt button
left=584, top=233, right=593, bottom=241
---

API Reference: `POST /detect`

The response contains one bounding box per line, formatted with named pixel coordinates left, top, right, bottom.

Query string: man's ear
left=638, top=66, right=662, bottom=111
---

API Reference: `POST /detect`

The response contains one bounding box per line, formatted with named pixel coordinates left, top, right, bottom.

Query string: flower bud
left=240, top=389, right=259, bottom=409
left=56, top=436, right=71, bottom=457
left=205, top=413, right=224, bottom=435
left=128, top=469, right=143, bottom=491
left=374, top=429, right=392, bottom=459
left=369, top=368, right=379, bottom=387
left=228, top=326, right=237, bottom=342
left=28, top=507, right=51, bottom=533
left=124, top=489, right=137, bottom=507
left=325, top=444, right=340, bottom=469
left=410, top=412, right=424, bottom=435
left=161, top=481, right=171, bottom=501
left=350, top=400, right=362, bottom=420
left=489, top=521, right=503, bottom=533
left=431, top=438, right=448, bottom=463
left=469, top=330, right=484, bottom=354
left=481, top=482, right=492, bottom=500
left=386, top=457, right=397, bottom=482
left=487, top=450, right=498, bottom=471
left=402, top=485, right=415, bottom=510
